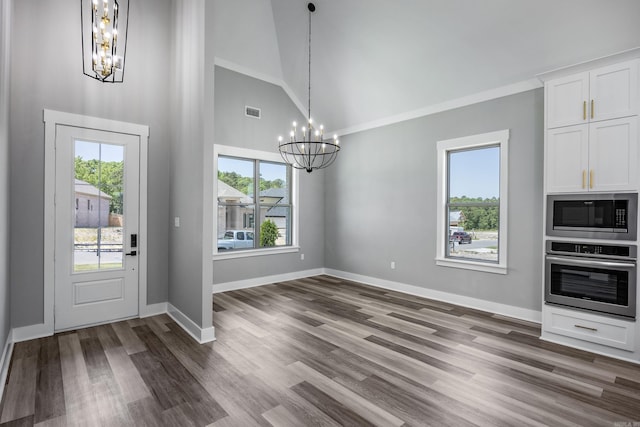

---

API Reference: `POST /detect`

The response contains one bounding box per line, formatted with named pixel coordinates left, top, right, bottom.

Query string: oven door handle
left=546, top=255, right=636, bottom=269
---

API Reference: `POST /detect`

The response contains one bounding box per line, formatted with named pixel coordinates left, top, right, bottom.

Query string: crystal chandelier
left=81, top=0, right=129, bottom=83
left=278, top=3, right=340, bottom=173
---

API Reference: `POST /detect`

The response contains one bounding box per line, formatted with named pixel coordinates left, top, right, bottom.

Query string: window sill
left=213, top=246, right=300, bottom=261
left=435, top=257, right=507, bottom=275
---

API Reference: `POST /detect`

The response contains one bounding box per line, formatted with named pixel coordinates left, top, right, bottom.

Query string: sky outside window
left=449, top=146, right=499, bottom=199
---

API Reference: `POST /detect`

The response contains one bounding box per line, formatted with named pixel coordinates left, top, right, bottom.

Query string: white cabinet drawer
left=544, top=306, right=635, bottom=351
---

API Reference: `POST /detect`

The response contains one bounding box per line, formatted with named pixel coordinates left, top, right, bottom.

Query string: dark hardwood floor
left=1, top=275, right=640, bottom=426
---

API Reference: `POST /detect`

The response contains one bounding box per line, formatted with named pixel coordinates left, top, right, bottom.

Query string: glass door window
left=73, top=140, right=125, bottom=272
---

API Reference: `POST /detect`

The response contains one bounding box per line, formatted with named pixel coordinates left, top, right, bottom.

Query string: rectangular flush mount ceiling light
left=81, top=0, right=130, bottom=83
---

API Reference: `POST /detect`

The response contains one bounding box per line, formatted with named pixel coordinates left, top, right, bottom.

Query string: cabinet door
left=590, top=60, right=638, bottom=123
left=546, top=125, right=589, bottom=193
left=589, top=117, right=638, bottom=192
left=547, top=73, right=589, bottom=129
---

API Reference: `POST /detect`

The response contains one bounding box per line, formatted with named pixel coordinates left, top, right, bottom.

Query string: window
left=214, top=145, right=298, bottom=258
left=436, top=130, right=508, bottom=274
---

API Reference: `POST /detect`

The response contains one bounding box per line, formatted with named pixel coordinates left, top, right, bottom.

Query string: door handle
left=591, top=99, right=594, bottom=119
left=583, top=101, right=586, bottom=120
left=546, top=255, right=635, bottom=269
left=582, top=170, right=586, bottom=189
left=589, top=170, right=594, bottom=189
left=125, top=251, right=137, bottom=256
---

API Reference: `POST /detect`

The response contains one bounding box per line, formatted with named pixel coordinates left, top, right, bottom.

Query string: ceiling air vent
left=245, top=106, right=261, bottom=119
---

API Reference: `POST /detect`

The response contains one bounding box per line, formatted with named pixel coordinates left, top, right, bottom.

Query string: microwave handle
left=546, top=255, right=635, bottom=269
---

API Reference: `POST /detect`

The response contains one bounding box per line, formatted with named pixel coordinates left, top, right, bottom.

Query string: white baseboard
left=0, top=329, right=14, bottom=403
left=212, top=268, right=325, bottom=294
left=167, top=303, right=216, bottom=344
left=10, top=303, right=213, bottom=346
left=140, top=302, right=168, bottom=318
left=12, top=322, right=52, bottom=343
left=324, top=269, right=542, bottom=324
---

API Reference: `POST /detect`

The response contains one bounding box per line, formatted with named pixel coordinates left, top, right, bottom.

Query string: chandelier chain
left=307, top=7, right=312, bottom=121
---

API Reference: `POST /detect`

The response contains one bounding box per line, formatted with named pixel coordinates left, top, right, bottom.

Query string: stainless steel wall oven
left=545, top=241, right=636, bottom=319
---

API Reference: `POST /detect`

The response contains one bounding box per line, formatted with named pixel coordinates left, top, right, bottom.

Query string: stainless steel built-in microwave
left=546, top=193, right=638, bottom=241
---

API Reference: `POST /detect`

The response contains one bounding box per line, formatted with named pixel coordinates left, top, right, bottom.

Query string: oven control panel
left=547, top=241, right=636, bottom=258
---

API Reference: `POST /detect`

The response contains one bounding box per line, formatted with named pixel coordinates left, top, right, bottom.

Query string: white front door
left=54, top=125, right=139, bottom=331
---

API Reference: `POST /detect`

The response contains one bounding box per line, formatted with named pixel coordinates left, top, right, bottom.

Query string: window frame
left=435, top=129, right=509, bottom=274
left=213, top=144, right=299, bottom=259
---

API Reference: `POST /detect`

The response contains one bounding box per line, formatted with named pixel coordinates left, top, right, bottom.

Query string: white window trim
left=435, top=129, right=509, bottom=274
left=213, top=144, right=299, bottom=260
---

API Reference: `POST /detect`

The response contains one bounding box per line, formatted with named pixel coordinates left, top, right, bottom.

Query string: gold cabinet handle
left=590, top=170, right=594, bottom=189
left=591, top=99, right=594, bottom=119
left=575, top=324, right=598, bottom=332
left=582, top=170, right=586, bottom=189
left=583, top=101, right=587, bottom=120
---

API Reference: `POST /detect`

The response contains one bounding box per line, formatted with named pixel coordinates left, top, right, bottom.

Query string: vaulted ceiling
left=213, top=0, right=640, bottom=135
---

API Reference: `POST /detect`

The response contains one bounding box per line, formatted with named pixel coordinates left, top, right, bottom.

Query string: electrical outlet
left=174, top=217, right=180, bottom=227
left=391, top=261, right=396, bottom=269
left=301, top=253, right=305, bottom=260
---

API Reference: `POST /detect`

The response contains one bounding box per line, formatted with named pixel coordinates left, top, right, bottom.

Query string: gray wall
left=167, top=0, right=211, bottom=329
left=9, top=0, right=172, bottom=327
left=0, top=0, right=12, bottom=353
left=325, top=89, right=544, bottom=312
left=212, top=67, right=325, bottom=285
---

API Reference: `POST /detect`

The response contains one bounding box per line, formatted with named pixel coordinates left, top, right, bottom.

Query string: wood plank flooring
left=2, top=275, right=640, bottom=426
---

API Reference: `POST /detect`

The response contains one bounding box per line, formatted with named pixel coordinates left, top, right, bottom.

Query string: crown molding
left=536, top=47, right=640, bottom=83
left=213, top=58, right=544, bottom=139
left=328, top=78, right=542, bottom=137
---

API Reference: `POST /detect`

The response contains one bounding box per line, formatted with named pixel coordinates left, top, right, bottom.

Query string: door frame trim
left=43, top=109, right=149, bottom=333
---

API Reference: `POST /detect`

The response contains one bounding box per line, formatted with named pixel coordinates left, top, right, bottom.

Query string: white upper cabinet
left=547, top=60, right=638, bottom=129
left=546, top=125, right=589, bottom=193
left=545, top=58, right=639, bottom=193
left=590, top=61, right=639, bottom=123
left=547, top=74, right=590, bottom=129
left=546, top=116, right=638, bottom=193
left=588, top=117, right=638, bottom=192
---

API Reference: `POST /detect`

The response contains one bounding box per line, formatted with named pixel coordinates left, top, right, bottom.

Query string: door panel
left=589, top=117, right=638, bottom=192
left=54, top=125, right=139, bottom=330
left=590, top=60, right=639, bottom=122
left=546, top=72, right=589, bottom=129
left=546, top=124, right=589, bottom=193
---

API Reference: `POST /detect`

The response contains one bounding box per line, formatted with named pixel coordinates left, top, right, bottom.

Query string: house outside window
left=214, top=145, right=298, bottom=258
left=436, top=129, right=509, bottom=274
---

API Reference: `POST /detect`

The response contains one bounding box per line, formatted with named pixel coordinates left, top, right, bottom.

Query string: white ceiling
left=214, top=0, right=640, bottom=135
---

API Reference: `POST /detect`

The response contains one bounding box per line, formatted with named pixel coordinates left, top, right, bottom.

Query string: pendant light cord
left=307, top=7, right=312, bottom=123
